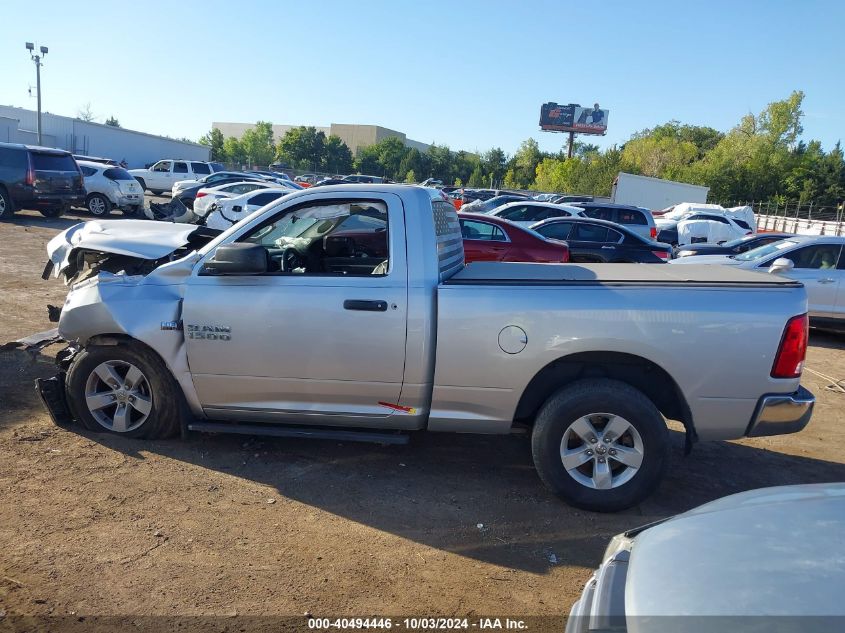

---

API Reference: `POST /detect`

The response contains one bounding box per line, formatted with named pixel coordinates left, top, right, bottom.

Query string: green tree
left=481, top=147, right=507, bottom=185
left=104, top=116, right=120, bottom=128
left=467, top=165, right=485, bottom=187
left=322, top=135, right=353, bottom=173
left=241, top=121, right=276, bottom=166
left=405, top=169, right=416, bottom=183
left=507, top=138, right=542, bottom=188
left=223, top=136, right=246, bottom=165
left=199, top=128, right=226, bottom=162
left=277, top=126, right=327, bottom=170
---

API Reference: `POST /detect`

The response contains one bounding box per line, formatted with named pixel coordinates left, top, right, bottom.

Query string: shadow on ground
left=6, top=343, right=845, bottom=573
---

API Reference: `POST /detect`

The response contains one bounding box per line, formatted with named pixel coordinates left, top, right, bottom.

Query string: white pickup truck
left=129, top=160, right=220, bottom=195
left=38, top=185, right=815, bottom=512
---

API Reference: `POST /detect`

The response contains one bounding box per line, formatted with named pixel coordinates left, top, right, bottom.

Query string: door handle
left=601, top=245, right=615, bottom=249
left=344, top=299, right=388, bottom=312
left=818, top=278, right=836, bottom=284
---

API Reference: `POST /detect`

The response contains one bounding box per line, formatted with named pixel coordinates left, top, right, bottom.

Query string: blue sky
left=1, top=0, right=842, bottom=156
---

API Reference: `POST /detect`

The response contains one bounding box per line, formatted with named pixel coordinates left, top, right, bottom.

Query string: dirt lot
left=1, top=207, right=844, bottom=630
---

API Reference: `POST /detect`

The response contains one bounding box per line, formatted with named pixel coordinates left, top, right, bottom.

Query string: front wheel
left=86, top=193, right=112, bottom=216
left=65, top=342, right=184, bottom=439
left=531, top=378, right=669, bottom=512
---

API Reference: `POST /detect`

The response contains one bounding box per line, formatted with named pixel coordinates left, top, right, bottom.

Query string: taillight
left=771, top=314, right=809, bottom=378
left=196, top=191, right=207, bottom=198
left=650, top=227, right=657, bottom=239
left=561, top=246, right=570, bottom=262
left=652, top=250, right=670, bottom=260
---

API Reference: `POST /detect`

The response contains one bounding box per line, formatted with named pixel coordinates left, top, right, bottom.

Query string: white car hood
left=47, top=219, right=203, bottom=278
left=625, top=484, right=845, bottom=619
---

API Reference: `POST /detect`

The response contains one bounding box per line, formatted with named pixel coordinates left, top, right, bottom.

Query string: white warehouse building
left=0, top=105, right=209, bottom=169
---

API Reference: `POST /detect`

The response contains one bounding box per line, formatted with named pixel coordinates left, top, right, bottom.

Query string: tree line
left=199, top=91, right=843, bottom=207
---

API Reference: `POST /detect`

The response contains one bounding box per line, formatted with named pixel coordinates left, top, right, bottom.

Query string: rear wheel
left=531, top=378, right=669, bottom=512
left=0, top=188, right=13, bottom=220
left=86, top=193, right=112, bottom=216
left=38, top=205, right=64, bottom=218
left=65, top=342, right=184, bottom=439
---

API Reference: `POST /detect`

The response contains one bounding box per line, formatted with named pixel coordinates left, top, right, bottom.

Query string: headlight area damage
left=43, top=219, right=221, bottom=285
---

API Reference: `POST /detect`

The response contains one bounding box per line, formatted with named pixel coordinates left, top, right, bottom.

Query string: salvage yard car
left=568, top=483, right=845, bottom=632
left=76, top=160, right=145, bottom=216
left=39, top=185, right=814, bottom=512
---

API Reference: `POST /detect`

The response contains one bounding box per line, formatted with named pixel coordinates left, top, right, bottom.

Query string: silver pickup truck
left=38, top=185, right=815, bottom=512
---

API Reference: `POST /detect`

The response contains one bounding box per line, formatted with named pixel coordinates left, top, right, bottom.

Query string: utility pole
left=25, top=42, right=48, bottom=145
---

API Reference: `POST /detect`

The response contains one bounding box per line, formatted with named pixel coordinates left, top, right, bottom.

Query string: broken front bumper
left=34, top=345, right=79, bottom=427
left=746, top=385, right=815, bottom=437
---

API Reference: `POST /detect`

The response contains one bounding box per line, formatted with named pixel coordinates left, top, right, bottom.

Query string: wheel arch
left=514, top=351, right=696, bottom=445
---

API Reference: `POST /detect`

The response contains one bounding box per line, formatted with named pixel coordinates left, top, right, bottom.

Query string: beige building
left=212, top=121, right=430, bottom=155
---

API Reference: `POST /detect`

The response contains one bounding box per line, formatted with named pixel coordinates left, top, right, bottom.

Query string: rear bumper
left=28, top=193, right=86, bottom=209
left=746, top=385, right=815, bottom=437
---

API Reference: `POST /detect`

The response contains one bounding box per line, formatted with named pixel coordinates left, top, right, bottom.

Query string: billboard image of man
left=589, top=103, right=606, bottom=125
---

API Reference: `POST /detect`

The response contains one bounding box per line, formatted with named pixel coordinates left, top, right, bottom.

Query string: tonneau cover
left=447, top=262, right=800, bottom=286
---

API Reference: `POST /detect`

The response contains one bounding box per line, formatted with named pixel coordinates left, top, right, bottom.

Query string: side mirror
left=204, top=243, right=267, bottom=275
left=768, top=257, right=795, bottom=275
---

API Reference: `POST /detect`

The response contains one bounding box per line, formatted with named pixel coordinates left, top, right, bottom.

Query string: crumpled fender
left=58, top=259, right=204, bottom=416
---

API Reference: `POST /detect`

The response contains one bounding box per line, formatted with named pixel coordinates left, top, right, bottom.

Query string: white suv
left=77, top=160, right=145, bottom=216
left=129, top=160, right=220, bottom=195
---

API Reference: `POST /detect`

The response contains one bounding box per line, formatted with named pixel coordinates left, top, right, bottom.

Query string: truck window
left=240, top=200, right=390, bottom=276
left=173, top=162, right=189, bottom=174
left=191, top=162, right=211, bottom=175
left=152, top=161, right=170, bottom=172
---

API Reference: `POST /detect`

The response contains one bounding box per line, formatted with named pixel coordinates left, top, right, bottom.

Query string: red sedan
left=458, top=212, right=570, bottom=263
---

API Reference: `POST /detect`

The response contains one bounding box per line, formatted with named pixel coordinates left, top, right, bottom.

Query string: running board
left=187, top=421, right=410, bottom=445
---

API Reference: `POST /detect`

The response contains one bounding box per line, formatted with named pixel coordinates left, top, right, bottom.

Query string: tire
left=0, top=187, right=13, bottom=220
left=86, top=193, right=112, bottom=217
left=150, top=190, right=165, bottom=196
left=65, top=342, right=184, bottom=439
left=531, top=378, right=669, bottom=512
left=38, top=206, right=64, bottom=218
left=135, top=177, right=146, bottom=192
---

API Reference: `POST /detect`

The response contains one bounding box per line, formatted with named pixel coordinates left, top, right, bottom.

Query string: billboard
left=539, top=102, right=609, bottom=135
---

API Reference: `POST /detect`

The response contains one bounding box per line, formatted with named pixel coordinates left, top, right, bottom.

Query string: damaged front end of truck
left=36, top=219, right=221, bottom=426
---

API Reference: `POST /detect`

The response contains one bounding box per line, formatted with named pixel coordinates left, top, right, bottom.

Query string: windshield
left=734, top=239, right=796, bottom=261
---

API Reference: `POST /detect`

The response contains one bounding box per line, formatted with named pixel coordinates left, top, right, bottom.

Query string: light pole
left=25, top=42, right=48, bottom=145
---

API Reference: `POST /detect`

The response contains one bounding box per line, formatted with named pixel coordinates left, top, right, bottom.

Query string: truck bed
left=446, top=262, right=801, bottom=287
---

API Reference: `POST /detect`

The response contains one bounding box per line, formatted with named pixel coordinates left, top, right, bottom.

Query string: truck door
left=171, top=161, right=189, bottom=189
left=182, top=191, right=409, bottom=426
left=148, top=160, right=172, bottom=190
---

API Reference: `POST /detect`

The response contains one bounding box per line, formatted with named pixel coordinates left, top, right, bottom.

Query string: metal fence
left=712, top=200, right=845, bottom=236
